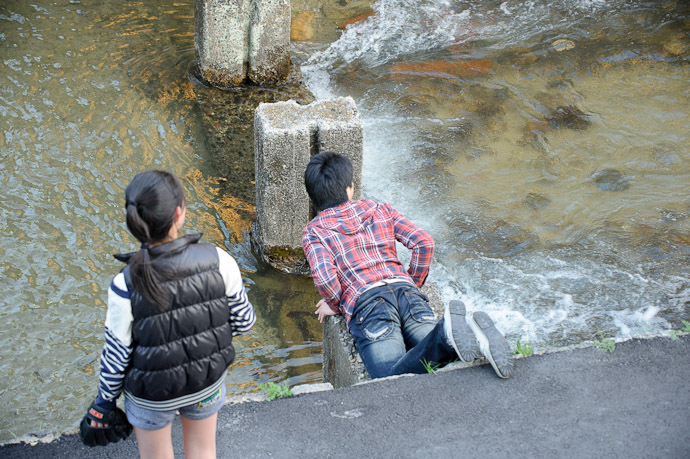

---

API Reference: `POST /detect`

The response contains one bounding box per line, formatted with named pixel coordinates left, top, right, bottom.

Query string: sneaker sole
left=444, top=300, right=477, bottom=363
left=470, top=312, right=513, bottom=379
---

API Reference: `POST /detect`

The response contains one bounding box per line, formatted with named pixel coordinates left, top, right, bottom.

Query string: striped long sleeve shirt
left=96, top=247, right=255, bottom=408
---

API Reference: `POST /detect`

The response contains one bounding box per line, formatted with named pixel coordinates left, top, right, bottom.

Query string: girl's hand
left=315, top=299, right=337, bottom=323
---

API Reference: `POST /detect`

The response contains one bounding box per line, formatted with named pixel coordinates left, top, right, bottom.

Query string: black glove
left=79, top=400, right=132, bottom=447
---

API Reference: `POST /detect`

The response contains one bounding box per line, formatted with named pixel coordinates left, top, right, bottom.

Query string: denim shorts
left=124, top=384, right=226, bottom=430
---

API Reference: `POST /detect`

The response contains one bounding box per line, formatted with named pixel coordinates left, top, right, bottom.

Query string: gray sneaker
left=470, top=311, right=514, bottom=379
left=443, top=300, right=478, bottom=363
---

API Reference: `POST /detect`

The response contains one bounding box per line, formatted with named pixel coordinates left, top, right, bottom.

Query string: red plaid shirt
left=302, top=199, right=435, bottom=323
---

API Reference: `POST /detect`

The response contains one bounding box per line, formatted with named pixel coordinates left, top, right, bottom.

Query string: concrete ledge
left=322, top=282, right=446, bottom=387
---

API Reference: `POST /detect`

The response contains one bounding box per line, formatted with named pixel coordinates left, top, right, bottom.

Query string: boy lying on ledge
left=302, top=151, right=513, bottom=379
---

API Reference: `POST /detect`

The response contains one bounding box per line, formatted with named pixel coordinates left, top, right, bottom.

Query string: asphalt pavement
left=2, top=335, right=689, bottom=459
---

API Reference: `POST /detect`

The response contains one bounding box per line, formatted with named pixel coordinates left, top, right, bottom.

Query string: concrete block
left=290, top=382, right=334, bottom=395
left=195, top=0, right=249, bottom=87
left=248, top=0, right=291, bottom=83
left=254, top=97, right=362, bottom=270
left=195, top=0, right=291, bottom=86
left=322, top=282, right=445, bottom=388
left=322, top=314, right=369, bottom=388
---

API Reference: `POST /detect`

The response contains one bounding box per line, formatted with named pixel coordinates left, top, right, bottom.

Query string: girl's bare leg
left=180, top=413, right=218, bottom=459
left=133, top=424, right=174, bottom=459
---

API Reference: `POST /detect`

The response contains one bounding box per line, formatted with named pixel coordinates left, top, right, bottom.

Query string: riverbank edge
left=1, top=330, right=680, bottom=447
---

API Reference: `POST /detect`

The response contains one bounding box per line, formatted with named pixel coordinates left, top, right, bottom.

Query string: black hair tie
left=127, top=200, right=136, bottom=207
left=140, top=243, right=149, bottom=250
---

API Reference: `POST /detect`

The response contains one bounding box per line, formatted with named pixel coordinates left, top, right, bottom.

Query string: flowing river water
left=1, top=0, right=689, bottom=442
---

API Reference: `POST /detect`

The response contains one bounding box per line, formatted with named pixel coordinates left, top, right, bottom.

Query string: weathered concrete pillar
left=322, top=282, right=451, bottom=387
left=194, top=0, right=291, bottom=87
left=247, top=0, right=291, bottom=83
left=254, top=96, right=363, bottom=272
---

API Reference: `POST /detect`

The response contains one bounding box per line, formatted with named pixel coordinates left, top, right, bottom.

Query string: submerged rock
left=291, top=11, right=317, bottom=41
left=524, top=192, right=551, bottom=211
left=660, top=209, right=687, bottom=224
left=484, top=220, right=539, bottom=258
left=546, top=105, right=590, bottom=130
left=655, top=150, right=683, bottom=166
left=551, top=39, right=575, bottom=52
left=593, top=169, right=630, bottom=191
left=389, top=60, right=493, bottom=79
left=338, top=9, right=375, bottom=29
left=663, top=37, right=689, bottom=57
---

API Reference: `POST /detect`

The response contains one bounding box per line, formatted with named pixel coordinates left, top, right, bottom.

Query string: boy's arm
left=386, top=203, right=435, bottom=287
left=302, top=231, right=342, bottom=314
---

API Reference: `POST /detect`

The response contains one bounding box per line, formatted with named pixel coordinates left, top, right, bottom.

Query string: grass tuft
left=670, top=320, right=690, bottom=340
left=682, top=320, right=690, bottom=334
left=514, top=338, right=534, bottom=357
left=594, top=328, right=615, bottom=353
left=258, top=381, right=293, bottom=401
left=420, top=358, right=441, bottom=374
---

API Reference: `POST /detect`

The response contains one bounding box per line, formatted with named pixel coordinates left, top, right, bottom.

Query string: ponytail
left=124, top=171, right=185, bottom=309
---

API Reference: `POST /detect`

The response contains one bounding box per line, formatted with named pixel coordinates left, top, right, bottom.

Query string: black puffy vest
left=117, top=233, right=235, bottom=402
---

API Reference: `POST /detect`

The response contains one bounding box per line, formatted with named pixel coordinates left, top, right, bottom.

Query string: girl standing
left=80, top=170, right=255, bottom=459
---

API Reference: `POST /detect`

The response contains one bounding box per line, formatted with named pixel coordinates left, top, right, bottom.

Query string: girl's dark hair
left=124, top=170, right=185, bottom=309
left=304, top=151, right=353, bottom=212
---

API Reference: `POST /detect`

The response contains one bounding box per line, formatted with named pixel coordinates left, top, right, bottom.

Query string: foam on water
left=304, top=0, right=615, bottom=74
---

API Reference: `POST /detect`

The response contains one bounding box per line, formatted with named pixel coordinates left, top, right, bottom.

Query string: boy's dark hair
left=304, top=151, right=353, bottom=212
left=124, top=170, right=186, bottom=309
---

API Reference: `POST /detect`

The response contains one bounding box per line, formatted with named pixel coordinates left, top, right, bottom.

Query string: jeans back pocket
left=404, top=290, right=437, bottom=324
left=357, top=298, right=394, bottom=342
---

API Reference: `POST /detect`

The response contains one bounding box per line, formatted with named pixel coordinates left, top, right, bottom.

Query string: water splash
left=304, top=0, right=616, bottom=75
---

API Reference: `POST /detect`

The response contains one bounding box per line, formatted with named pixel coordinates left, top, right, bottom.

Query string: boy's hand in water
left=315, top=299, right=337, bottom=323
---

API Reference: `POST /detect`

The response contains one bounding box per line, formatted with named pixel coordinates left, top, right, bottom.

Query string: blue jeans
left=348, top=282, right=456, bottom=378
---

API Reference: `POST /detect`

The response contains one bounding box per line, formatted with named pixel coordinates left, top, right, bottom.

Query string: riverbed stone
left=593, top=168, right=630, bottom=191
left=546, top=105, right=590, bottom=130
left=524, top=192, right=551, bottom=211
left=551, top=39, right=575, bottom=52
left=655, top=150, right=682, bottom=166
left=291, top=10, right=317, bottom=41
left=663, top=36, right=689, bottom=57
left=254, top=97, right=363, bottom=271
left=660, top=209, right=687, bottom=224
left=338, top=9, right=375, bottom=29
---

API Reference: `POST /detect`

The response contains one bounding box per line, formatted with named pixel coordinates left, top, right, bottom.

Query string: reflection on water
left=0, top=0, right=320, bottom=442
left=301, top=0, right=690, bottom=349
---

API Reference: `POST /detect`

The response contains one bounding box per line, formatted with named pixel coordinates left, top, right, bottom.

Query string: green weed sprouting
left=420, top=358, right=441, bottom=374
left=258, top=381, right=293, bottom=401
left=681, top=320, right=690, bottom=334
left=594, top=328, right=615, bottom=353
left=514, top=338, right=534, bottom=357
left=670, top=320, right=690, bottom=340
